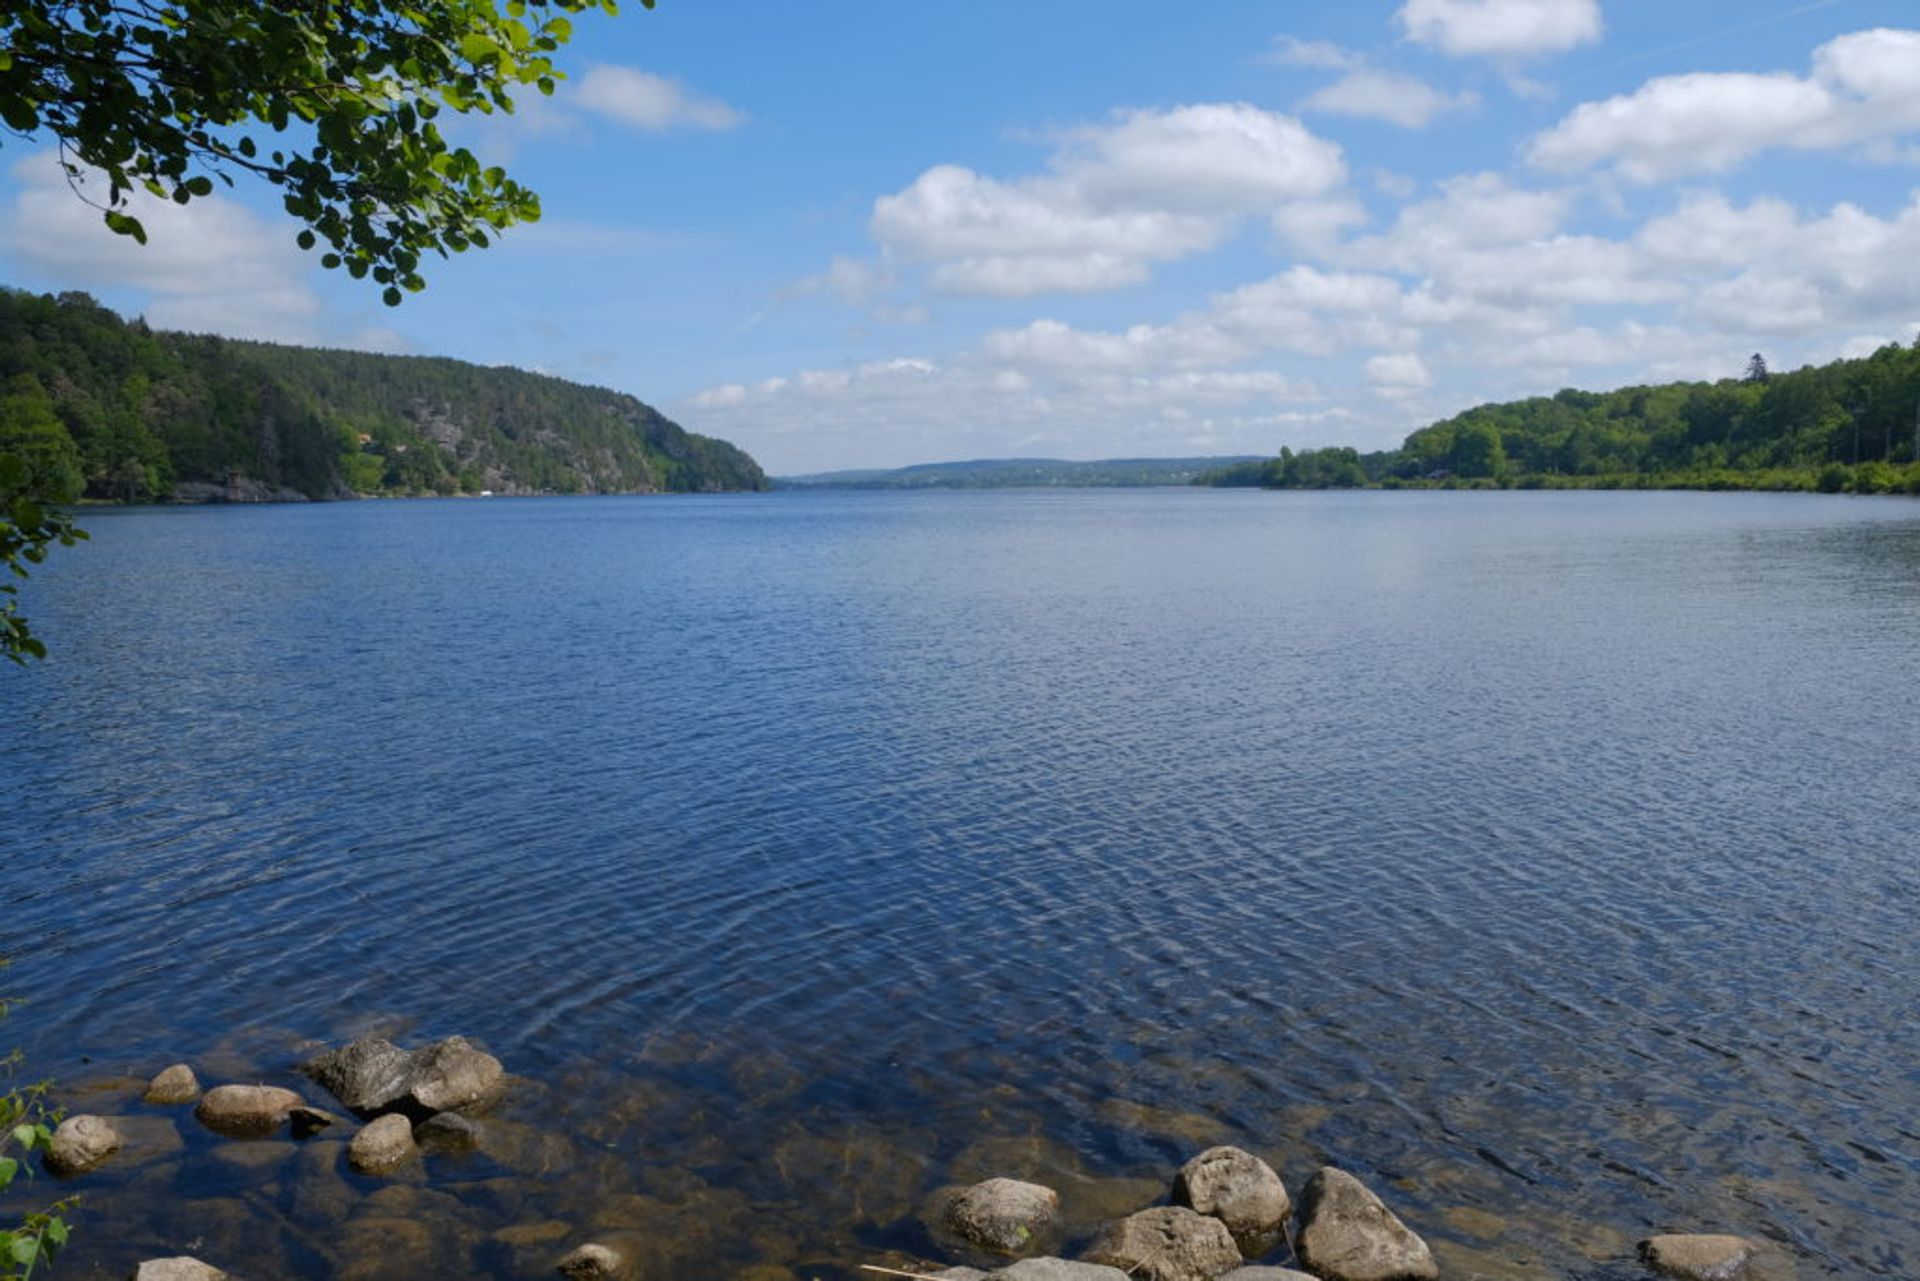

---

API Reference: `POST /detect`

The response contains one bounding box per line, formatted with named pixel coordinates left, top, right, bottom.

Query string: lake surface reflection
left=4, top=489, right=1917, bottom=1279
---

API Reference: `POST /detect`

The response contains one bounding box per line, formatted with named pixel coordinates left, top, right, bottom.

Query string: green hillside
left=0, top=288, right=767, bottom=502
left=1201, top=345, right=1920, bottom=495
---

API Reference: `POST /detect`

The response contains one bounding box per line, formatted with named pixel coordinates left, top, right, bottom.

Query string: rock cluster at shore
left=48, top=1038, right=1784, bottom=1281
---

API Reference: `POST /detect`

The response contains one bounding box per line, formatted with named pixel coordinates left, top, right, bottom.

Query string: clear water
left=3, top=490, right=1917, bottom=1280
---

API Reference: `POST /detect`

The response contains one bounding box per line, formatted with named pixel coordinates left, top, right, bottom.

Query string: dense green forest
left=780, top=456, right=1264, bottom=489
left=1201, top=345, right=1920, bottom=495
left=0, top=288, right=767, bottom=502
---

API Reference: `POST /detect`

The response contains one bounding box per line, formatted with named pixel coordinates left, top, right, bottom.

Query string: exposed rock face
left=940, top=1177, right=1062, bottom=1256
left=288, top=1106, right=341, bottom=1139
left=171, top=478, right=311, bottom=504
left=1640, top=1234, right=1759, bottom=1280
left=144, top=1064, right=201, bottom=1105
left=304, top=1035, right=503, bottom=1118
left=556, top=1240, right=635, bottom=1280
left=1294, top=1168, right=1437, bottom=1281
left=1085, top=1205, right=1243, bottom=1281
left=986, top=1263, right=1131, bottom=1280
left=45, top=1114, right=121, bottom=1176
left=1173, top=1147, right=1290, bottom=1250
left=194, top=1084, right=304, bottom=1138
left=130, top=1260, right=230, bottom=1281
left=347, top=1113, right=419, bottom=1175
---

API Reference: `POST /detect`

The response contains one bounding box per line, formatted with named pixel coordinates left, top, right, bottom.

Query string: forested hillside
left=0, top=288, right=767, bottom=502
left=1202, top=344, right=1920, bottom=494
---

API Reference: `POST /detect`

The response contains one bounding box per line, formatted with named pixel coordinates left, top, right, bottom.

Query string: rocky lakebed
left=21, top=1031, right=1798, bottom=1281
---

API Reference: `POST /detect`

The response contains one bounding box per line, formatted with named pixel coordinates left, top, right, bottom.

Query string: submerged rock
left=986, top=1262, right=1130, bottom=1280
left=1172, top=1147, right=1290, bottom=1251
left=194, top=1084, right=304, bottom=1138
left=289, top=1105, right=342, bottom=1139
left=45, top=1114, right=121, bottom=1176
left=304, top=1035, right=503, bottom=1118
left=144, top=1064, right=202, bottom=1105
left=1294, top=1168, right=1437, bottom=1281
left=940, top=1177, right=1061, bottom=1256
left=1640, top=1234, right=1759, bottom=1280
left=130, top=1260, right=231, bottom=1281
left=556, top=1239, right=636, bottom=1280
left=415, top=1110, right=483, bottom=1155
left=348, top=1113, right=419, bottom=1175
left=1085, top=1205, right=1242, bottom=1281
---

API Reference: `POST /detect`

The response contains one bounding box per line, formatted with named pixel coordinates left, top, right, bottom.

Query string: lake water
left=3, top=489, right=1917, bottom=1280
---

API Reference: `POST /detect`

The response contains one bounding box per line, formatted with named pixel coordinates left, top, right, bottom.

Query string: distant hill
left=779, top=456, right=1265, bottom=490
left=0, top=287, right=767, bottom=502
left=1199, top=343, right=1920, bottom=495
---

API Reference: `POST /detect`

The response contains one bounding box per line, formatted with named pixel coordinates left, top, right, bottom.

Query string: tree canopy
left=1200, top=344, right=1920, bottom=495
left=0, top=0, right=645, bottom=304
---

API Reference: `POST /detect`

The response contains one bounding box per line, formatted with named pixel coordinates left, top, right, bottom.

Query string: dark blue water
left=3, top=490, right=1917, bottom=1280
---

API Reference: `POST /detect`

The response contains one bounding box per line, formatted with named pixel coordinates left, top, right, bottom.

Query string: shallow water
left=3, top=489, right=1917, bottom=1279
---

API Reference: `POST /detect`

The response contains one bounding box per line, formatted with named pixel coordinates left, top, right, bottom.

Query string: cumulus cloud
left=1398, top=0, right=1603, bottom=59
left=0, top=151, right=324, bottom=342
left=1527, top=27, right=1920, bottom=181
left=868, top=104, right=1346, bottom=297
left=1303, top=70, right=1479, bottom=129
left=574, top=66, right=745, bottom=132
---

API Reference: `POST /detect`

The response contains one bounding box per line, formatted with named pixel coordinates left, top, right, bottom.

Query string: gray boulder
left=45, top=1114, right=121, bottom=1176
left=194, top=1084, right=303, bottom=1138
left=1173, top=1147, right=1290, bottom=1250
left=940, top=1177, right=1061, bottom=1256
left=1085, top=1205, right=1243, bottom=1281
left=130, top=1260, right=230, bottom=1281
left=1220, top=1270, right=1316, bottom=1280
left=1294, top=1168, right=1436, bottom=1281
left=304, top=1035, right=503, bottom=1118
left=1640, top=1234, right=1759, bottom=1280
left=143, top=1064, right=201, bottom=1105
left=986, top=1263, right=1130, bottom=1280
left=347, top=1112, right=418, bottom=1175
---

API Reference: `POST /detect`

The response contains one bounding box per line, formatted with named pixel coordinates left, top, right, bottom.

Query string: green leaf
left=45, top=1218, right=68, bottom=1248
left=0, top=1156, right=17, bottom=1188
left=103, top=211, right=148, bottom=245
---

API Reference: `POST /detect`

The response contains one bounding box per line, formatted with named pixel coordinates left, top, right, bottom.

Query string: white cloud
left=1398, top=0, right=1603, bottom=59
left=868, top=104, right=1345, bottom=297
left=1265, top=37, right=1367, bottom=71
left=574, top=65, right=745, bottom=132
left=1368, top=352, right=1434, bottom=388
left=1304, top=70, right=1478, bottom=129
left=0, top=152, right=322, bottom=342
left=1527, top=27, right=1920, bottom=181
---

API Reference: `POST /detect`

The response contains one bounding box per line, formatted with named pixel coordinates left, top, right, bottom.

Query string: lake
left=3, top=489, right=1917, bottom=1279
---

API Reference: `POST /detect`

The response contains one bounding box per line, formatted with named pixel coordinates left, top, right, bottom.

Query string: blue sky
left=5, top=0, right=1920, bottom=473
